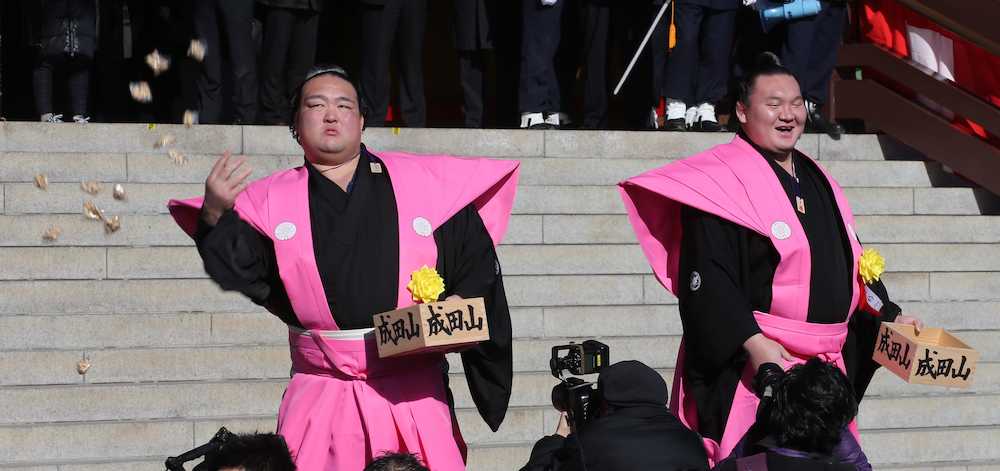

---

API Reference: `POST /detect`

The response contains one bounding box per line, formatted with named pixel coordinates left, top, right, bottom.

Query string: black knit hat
left=598, top=360, right=669, bottom=407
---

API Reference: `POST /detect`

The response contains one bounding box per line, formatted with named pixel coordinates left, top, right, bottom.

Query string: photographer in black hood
left=521, top=360, right=710, bottom=471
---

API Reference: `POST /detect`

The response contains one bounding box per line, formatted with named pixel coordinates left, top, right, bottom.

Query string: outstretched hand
left=201, top=151, right=253, bottom=226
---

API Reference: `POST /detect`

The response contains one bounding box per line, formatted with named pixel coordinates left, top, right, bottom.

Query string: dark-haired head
left=288, top=65, right=369, bottom=166
left=289, top=65, right=370, bottom=140
left=758, top=358, right=858, bottom=455
left=213, top=433, right=296, bottom=471
left=363, top=452, right=429, bottom=471
left=734, top=52, right=806, bottom=157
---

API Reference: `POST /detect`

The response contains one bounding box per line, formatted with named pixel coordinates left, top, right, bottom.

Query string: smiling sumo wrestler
left=618, top=53, right=923, bottom=467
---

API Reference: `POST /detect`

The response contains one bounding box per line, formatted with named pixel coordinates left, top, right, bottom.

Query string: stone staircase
left=1, top=122, right=999, bottom=470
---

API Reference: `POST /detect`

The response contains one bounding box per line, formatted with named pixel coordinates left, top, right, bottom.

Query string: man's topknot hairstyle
left=737, top=52, right=799, bottom=106
left=289, top=64, right=370, bottom=142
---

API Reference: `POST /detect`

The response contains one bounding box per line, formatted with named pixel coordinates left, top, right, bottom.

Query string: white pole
left=613, top=0, right=672, bottom=96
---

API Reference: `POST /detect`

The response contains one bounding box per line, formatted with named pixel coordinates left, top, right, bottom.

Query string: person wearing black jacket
left=521, top=360, right=710, bottom=471
left=452, top=0, right=496, bottom=128
left=358, top=0, right=427, bottom=127
left=713, top=359, right=860, bottom=471
left=194, top=0, right=258, bottom=124
left=27, top=0, right=97, bottom=123
left=257, top=0, right=322, bottom=125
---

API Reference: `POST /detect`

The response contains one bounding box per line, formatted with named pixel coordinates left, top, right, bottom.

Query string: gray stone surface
left=0, top=122, right=242, bottom=154
left=869, top=244, right=1000, bottom=272
left=3, top=183, right=201, bottom=215
left=856, top=216, right=1000, bottom=243
left=862, top=428, right=1000, bottom=465
left=643, top=275, right=680, bottom=305
left=497, top=244, right=648, bottom=275
left=931, top=273, right=1000, bottom=301
left=364, top=127, right=546, bottom=157
left=0, top=247, right=106, bottom=280
left=817, top=134, right=903, bottom=161
left=915, top=188, right=1000, bottom=215
left=0, top=153, right=126, bottom=183
left=514, top=185, right=624, bottom=215
left=0, top=421, right=192, bottom=464
left=844, top=187, right=914, bottom=215
left=505, top=215, right=543, bottom=245
left=518, top=158, right=672, bottom=186
left=543, top=130, right=733, bottom=159
left=858, top=394, right=1000, bottom=430
left=542, top=215, right=635, bottom=244
left=0, top=214, right=192, bottom=247
left=823, top=161, right=934, bottom=187
left=0, top=380, right=285, bottom=424
left=504, top=275, right=644, bottom=307
left=126, top=152, right=292, bottom=184
left=0, top=279, right=255, bottom=315
left=106, top=247, right=204, bottom=279
left=0, top=313, right=213, bottom=350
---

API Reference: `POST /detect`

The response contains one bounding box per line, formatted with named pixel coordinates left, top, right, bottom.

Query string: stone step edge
left=4, top=400, right=1000, bottom=429
left=4, top=330, right=996, bottom=352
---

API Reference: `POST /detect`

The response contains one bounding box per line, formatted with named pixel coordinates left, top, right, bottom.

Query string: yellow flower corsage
left=407, top=265, right=445, bottom=304
left=859, top=248, right=885, bottom=284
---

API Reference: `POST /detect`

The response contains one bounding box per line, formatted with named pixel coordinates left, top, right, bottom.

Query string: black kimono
left=676, top=139, right=900, bottom=443
left=194, top=147, right=513, bottom=431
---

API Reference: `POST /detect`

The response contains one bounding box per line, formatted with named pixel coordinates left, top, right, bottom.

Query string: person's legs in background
left=580, top=0, right=610, bottom=129
left=359, top=0, right=401, bottom=127
left=518, top=0, right=564, bottom=129
left=219, top=0, right=257, bottom=124
left=34, top=54, right=60, bottom=122
left=663, top=1, right=703, bottom=131
left=193, top=0, right=223, bottom=123
left=395, top=0, right=427, bottom=127
left=691, top=7, right=736, bottom=132
left=259, top=6, right=295, bottom=125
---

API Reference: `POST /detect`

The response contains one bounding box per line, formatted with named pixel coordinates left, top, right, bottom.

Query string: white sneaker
left=666, top=101, right=687, bottom=121
left=41, top=113, right=64, bottom=123
left=520, top=112, right=545, bottom=128
left=685, top=106, right=699, bottom=128
left=72, top=115, right=91, bottom=124
left=695, top=102, right=721, bottom=131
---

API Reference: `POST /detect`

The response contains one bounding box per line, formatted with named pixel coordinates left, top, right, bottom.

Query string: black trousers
left=259, top=6, right=319, bottom=125
left=579, top=1, right=610, bottom=128
left=780, top=1, right=846, bottom=106
left=33, top=53, right=91, bottom=117
left=194, top=0, right=257, bottom=124
left=359, top=0, right=427, bottom=127
left=664, top=2, right=736, bottom=105
left=518, top=0, right=563, bottom=115
left=458, top=51, right=488, bottom=127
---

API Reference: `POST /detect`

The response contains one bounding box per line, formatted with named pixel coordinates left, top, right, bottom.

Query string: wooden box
left=873, top=322, right=979, bottom=388
left=373, top=297, right=489, bottom=358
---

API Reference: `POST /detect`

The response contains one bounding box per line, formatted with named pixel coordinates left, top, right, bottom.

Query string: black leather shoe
left=664, top=118, right=687, bottom=131
left=807, top=108, right=844, bottom=139
left=695, top=119, right=722, bottom=132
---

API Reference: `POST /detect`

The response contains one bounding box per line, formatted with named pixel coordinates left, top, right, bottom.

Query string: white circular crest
left=274, top=222, right=297, bottom=241
left=771, top=221, right=792, bottom=240
left=413, top=217, right=433, bottom=237
left=690, top=271, right=702, bottom=292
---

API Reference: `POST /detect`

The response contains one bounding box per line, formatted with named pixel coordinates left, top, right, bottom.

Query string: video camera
left=164, top=427, right=235, bottom=471
left=549, top=340, right=610, bottom=429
